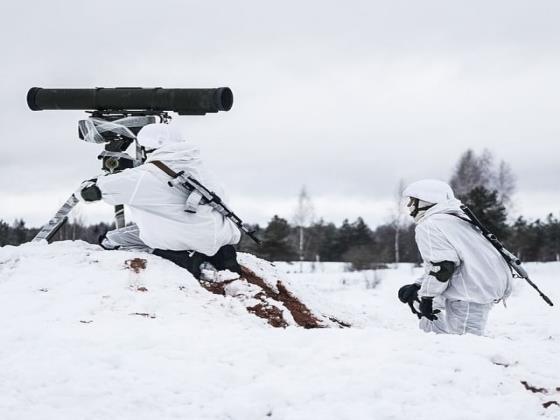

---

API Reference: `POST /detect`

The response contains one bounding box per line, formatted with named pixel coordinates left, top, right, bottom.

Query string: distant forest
left=2, top=149, right=559, bottom=267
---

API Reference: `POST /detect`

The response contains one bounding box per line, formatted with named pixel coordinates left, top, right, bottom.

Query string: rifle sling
left=449, top=213, right=476, bottom=226
left=449, top=212, right=518, bottom=277
left=149, top=159, right=260, bottom=245
left=150, top=160, right=179, bottom=178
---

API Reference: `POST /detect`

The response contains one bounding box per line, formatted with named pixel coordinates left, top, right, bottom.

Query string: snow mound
left=0, top=241, right=268, bottom=329
left=0, top=241, right=340, bottom=329
left=0, top=242, right=559, bottom=420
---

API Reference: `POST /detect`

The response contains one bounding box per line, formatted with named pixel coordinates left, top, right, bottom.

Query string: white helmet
left=137, top=123, right=183, bottom=150
left=402, top=179, right=455, bottom=204
left=402, top=179, right=455, bottom=220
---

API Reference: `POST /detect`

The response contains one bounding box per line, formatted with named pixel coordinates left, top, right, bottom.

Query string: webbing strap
left=150, top=160, right=179, bottom=178
left=448, top=212, right=517, bottom=278
left=149, top=160, right=205, bottom=213
left=449, top=213, right=476, bottom=226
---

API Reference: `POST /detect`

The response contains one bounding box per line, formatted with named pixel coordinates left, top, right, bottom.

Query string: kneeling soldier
left=398, top=179, right=512, bottom=335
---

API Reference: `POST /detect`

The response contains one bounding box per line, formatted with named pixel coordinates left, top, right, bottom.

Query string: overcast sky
left=1, top=0, right=559, bottom=228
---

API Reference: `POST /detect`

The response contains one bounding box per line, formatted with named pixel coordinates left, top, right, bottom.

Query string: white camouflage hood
left=146, top=142, right=201, bottom=164
left=146, top=142, right=204, bottom=179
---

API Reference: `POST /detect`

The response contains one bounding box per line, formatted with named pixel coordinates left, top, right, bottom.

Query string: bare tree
left=292, top=186, right=315, bottom=272
left=450, top=149, right=494, bottom=197
left=494, top=160, right=516, bottom=205
left=449, top=149, right=516, bottom=202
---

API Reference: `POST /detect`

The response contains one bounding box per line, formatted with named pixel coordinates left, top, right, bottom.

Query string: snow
left=0, top=241, right=559, bottom=420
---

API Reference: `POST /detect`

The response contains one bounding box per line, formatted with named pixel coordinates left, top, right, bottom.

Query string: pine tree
left=12, top=219, right=28, bottom=244
left=259, top=216, right=297, bottom=261
left=0, top=220, right=12, bottom=246
left=460, top=186, right=508, bottom=238
left=545, top=214, right=560, bottom=261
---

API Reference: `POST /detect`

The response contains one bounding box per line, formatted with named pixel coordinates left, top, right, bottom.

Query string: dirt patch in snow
left=198, top=278, right=237, bottom=296
left=196, top=265, right=325, bottom=328
left=247, top=303, right=288, bottom=328
left=521, top=380, right=548, bottom=394
left=241, top=266, right=324, bottom=328
left=125, top=258, right=147, bottom=273
left=520, top=380, right=560, bottom=409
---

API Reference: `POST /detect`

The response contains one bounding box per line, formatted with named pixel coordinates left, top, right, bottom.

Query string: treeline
left=2, top=210, right=559, bottom=266
left=0, top=219, right=113, bottom=247
left=235, top=211, right=560, bottom=265
left=237, top=216, right=418, bottom=268
left=2, top=149, right=559, bottom=266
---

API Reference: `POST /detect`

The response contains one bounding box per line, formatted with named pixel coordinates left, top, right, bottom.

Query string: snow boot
left=152, top=249, right=207, bottom=279
left=207, top=245, right=242, bottom=275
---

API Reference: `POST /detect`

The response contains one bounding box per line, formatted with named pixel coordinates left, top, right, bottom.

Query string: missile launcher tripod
left=32, top=112, right=169, bottom=243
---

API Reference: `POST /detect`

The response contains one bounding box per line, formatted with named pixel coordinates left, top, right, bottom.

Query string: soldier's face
left=406, top=197, right=419, bottom=217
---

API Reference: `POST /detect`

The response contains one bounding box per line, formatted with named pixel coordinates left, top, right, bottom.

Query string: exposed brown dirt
left=543, top=401, right=559, bottom=409
left=195, top=265, right=327, bottom=328
left=125, top=258, right=147, bottom=273
left=198, top=278, right=237, bottom=296
left=240, top=266, right=324, bottom=328
left=247, top=303, right=288, bottom=328
left=198, top=274, right=288, bottom=328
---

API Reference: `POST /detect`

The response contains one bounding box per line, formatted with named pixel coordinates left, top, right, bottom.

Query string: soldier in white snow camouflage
left=76, top=123, right=242, bottom=279
left=398, top=179, right=512, bottom=335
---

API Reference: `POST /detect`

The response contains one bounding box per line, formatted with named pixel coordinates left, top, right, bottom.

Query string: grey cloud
left=1, top=0, right=560, bottom=227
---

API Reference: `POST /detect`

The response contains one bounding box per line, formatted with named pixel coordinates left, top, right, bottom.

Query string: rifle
left=150, top=160, right=261, bottom=245
left=459, top=205, right=554, bottom=306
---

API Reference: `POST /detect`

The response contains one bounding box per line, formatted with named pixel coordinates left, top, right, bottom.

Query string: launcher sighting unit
left=26, top=87, right=254, bottom=243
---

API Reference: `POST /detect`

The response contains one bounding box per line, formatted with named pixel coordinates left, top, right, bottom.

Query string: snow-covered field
left=0, top=241, right=559, bottom=420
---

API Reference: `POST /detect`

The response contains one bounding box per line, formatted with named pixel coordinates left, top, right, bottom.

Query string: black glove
left=398, top=283, right=420, bottom=304
left=77, top=178, right=101, bottom=202
left=398, top=283, right=422, bottom=317
left=418, top=297, right=440, bottom=321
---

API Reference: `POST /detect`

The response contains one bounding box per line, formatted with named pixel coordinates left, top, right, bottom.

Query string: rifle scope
left=27, top=87, right=233, bottom=115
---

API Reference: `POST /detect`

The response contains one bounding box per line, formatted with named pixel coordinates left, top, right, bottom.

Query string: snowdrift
left=0, top=241, right=342, bottom=330
left=0, top=241, right=559, bottom=420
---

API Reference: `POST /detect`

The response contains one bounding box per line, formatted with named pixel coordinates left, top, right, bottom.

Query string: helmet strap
left=407, top=197, right=435, bottom=218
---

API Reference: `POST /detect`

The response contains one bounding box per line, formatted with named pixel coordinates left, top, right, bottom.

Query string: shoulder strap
left=448, top=213, right=476, bottom=226
left=149, top=160, right=180, bottom=178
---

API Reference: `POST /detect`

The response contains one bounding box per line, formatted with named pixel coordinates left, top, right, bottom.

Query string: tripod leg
left=32, top=194, right=80, bottom=243
left=114, top=204, right=125, bottom=228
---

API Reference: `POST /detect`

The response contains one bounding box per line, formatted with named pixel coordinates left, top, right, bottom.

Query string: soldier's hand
left=398, top=283, right=421, bottom=304
left=76, top=178, right=101, bottom=203
left=398, top=283, right=423, bottom=317
left=419, top=297, right=441, bottom=321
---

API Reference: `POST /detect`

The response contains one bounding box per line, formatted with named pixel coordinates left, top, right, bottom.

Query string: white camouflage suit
left=96, top=124, right=241, bottom=256
left=406, top=183, right=512, bottom=335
